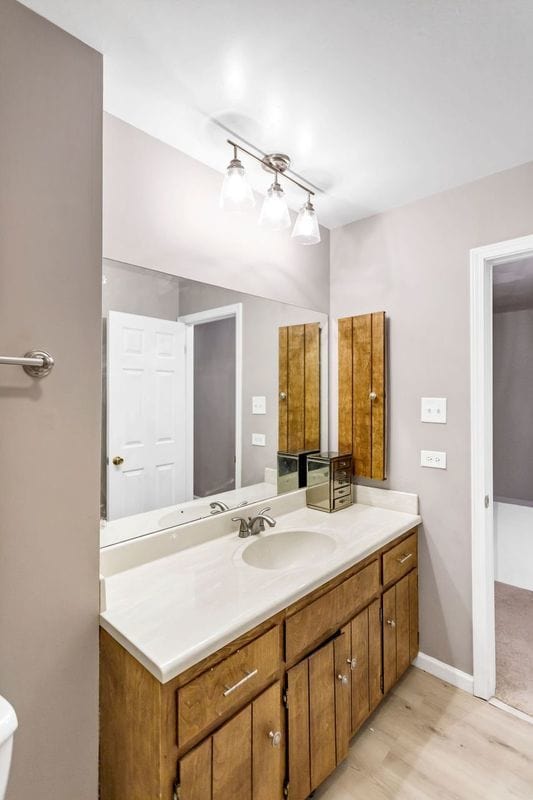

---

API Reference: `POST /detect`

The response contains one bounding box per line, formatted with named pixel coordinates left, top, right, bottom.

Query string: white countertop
left=100, top=495, right=421, bottom=683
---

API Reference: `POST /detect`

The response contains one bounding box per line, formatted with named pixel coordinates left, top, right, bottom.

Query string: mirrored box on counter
left=306, top=452, right=353, bottom=512
left=277, top=449, right=320, bottom=494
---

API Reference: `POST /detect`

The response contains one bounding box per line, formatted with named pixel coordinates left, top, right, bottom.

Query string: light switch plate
left=421, top=397, right=447, bottom=423
left=420, top=450, right=447, bottom=469
left=252, top=396, right=266, bottom=415
left=252, top=433, right=266, bottom=446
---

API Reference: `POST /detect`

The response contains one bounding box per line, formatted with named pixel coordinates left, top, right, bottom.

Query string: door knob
left=279, top=392, right=287, bottom=401
left=112, top=456, right=124, bottom=466
left=269, top=730, right=282, bottom=747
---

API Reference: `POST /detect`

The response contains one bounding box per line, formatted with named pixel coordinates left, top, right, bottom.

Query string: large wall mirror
left=101, top=259, right=328, bottom=547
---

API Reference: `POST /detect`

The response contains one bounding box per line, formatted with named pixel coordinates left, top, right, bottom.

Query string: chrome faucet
left=232, top=507, right=277, bottom=538
left=210, top=500, right=230, bottom=513
left=210, top=500, right=248, bottom=514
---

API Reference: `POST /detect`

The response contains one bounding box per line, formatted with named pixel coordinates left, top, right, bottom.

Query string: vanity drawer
left=177, top=625, right=280, bottom=748
left=285, top=560, right=380, bottom=664
left=382, top=531, right=418, bottom=586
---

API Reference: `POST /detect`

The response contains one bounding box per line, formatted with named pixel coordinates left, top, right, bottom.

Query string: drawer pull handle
left=337, top=673, right=349, bottom=686
left=269, top=730, right=282, bottom=748
left=397, top=552, right=413, bottom=565
left=223, top=668, right=258, bottom=697
left=347, top=657, right=357, bottom=670
left=386, top=618, right=396, bottom=628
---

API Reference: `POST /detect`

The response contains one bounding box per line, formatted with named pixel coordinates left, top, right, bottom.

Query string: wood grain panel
left=350, top=606, right=370, bottom=731
left=287, top=324, right=305, bottom=451
left=352, top=314, right=372, bottom=477
left=252, top=682, right=284, bottom=800
left=371, top=311, right=386, bottom=479
left=287, top=660, right=311, bottom=800
left=409, top=569, right=419, bottom=662
left=179, top=739, right=212, bottom=800
left=309, top=643, right=337, bottom=790
left=99, top=628, right=163, bottom=800
left=285, top=560, right=380, bottom=665
left=382, top=532, right=418, bottom=587
left=278, top=327, right=288, bottom=452
left=334, top=629, right=351, bottom=764
left=382, top=585, right=397, bottom=694
left=178, top=626, right=280, bottom=748
left=212, top=706, right=252, bottom=800
left=338, top=316, right=354, bottom=462
left=368, top=599, right=383, bottom=712
left=396, top=574, right=411, bottom=677
left=304, top=322, right=320, bottom=450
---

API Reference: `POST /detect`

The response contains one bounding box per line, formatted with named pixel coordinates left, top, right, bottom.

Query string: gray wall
left=194, top=318, right=236, bottom=496
left=330, top=161, right=533, bottom=675
left=103, top=113, right=330, bottom=314
left=493, top=308, right=533, bottom=504
left=179, top=281, right=328, bottom=487
left=0, top=3, right=102, bottom=800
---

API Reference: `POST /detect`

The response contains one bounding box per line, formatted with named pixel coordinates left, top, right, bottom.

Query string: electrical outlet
left=252, top=396, right=266, bottom=415
left=421, top=397, right=447, bottom=423
left=420, top=450, right=447, bottom=469
left=252, top=433, right=266, bottom=446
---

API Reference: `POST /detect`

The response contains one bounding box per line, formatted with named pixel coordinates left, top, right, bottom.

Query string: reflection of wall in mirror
left=178, top=279, right=328, bottom=489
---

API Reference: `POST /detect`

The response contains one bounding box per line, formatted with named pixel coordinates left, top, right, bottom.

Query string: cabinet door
left=350, top=599, right=382, bottom=732
left=287, top=635, right=351, bottom=800
left=383, top=570, right=418, bottom=694
left=338, top=311, right=386, bottom=480
left=178, top=683, right=284, bottom=800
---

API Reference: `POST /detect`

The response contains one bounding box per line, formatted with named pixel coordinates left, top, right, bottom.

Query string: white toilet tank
left=0, top=696, right=17, bottom=800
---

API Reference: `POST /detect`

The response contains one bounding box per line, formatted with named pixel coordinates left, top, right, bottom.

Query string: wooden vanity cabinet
left=178, top=681, right=284, bottom=800
left=100, top=527, right=419, bottom=800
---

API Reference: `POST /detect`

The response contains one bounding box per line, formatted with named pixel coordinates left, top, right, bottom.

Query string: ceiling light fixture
left=221, top=139, right=320, bottom=245
left=220, top=144, right=255, bottom=211
left=291, top=193, right=321, bottom=245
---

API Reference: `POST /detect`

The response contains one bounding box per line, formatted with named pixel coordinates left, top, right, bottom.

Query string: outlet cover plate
left=252, top=396, right=266, bottom=415
left=420, top=450, right=447, bottom=469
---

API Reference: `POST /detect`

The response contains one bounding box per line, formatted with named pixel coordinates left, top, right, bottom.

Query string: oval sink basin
left=242, top=530, right=336, bottom=570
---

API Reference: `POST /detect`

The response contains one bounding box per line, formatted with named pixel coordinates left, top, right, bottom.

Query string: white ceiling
left=20, top=0, right=533, bottom=228
left=494, top=257, right=533, bottom=313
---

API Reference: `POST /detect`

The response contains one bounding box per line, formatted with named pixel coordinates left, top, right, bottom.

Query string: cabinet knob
left=386, top=618, right=396, bottom=628
left=279, top=392, right=287, bottom=401
left=337, top=673, right=349, bottom=686
left=112, top=456, right=124, bottom=466
left=269, top=730, right=282, bottom=748
left=347, top=657, right=357, bottom=670
left=369, top=391, right=377, bottom=401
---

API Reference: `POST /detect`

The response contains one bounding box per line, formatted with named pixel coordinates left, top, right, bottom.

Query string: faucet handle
left=257, top=506, right=271, bottom=516
left=232, top=516, right=250, bottom=537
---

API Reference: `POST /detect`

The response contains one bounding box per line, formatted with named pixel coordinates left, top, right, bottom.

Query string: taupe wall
left=0, top=3, right=102, bottom=800
left=103, top=113, right=330, bottom=314
left=330, top=161, right=533, bottom=675
left=493, top=308, right=533, bottom=504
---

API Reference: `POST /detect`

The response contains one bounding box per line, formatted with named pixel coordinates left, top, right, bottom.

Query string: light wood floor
left=315, top=667, right=533, bottom=799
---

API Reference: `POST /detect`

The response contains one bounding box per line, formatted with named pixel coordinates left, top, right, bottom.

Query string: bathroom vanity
left=99, top=495, right=420, bottom=800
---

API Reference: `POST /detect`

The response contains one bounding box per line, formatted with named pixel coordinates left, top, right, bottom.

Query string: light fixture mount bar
left=226, top=139, right=315, bottom=197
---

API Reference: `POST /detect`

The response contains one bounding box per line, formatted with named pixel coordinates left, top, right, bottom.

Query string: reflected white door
left=107, top=310, right=187, bottom=520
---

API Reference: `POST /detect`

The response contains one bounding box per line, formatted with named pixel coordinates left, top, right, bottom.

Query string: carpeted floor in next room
left=495, top=580, right=533, bottom=717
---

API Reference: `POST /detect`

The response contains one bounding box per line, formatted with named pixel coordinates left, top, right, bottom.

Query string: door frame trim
left=179, top=303, right=243, bottom=498
left=470, top=233, right=533, bottom=699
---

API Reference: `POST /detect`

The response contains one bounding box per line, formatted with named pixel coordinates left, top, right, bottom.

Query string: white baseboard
left=413, top=652, right=474, bottom=694
left=489, top=697, right=533, bottom=725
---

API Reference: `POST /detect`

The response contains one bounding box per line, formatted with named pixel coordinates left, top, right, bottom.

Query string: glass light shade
left=291, top=199, right=321, bottom=245
left=259, top=181, right=291, bottom=230
left=220, top=158, right=255, bottom=211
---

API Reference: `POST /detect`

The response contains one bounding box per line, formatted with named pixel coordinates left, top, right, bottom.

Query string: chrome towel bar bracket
left=0, top=350, right=55, bottom=377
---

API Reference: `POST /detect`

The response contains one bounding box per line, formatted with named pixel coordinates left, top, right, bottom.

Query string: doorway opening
left=470, top=234, right=533, bottom=720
